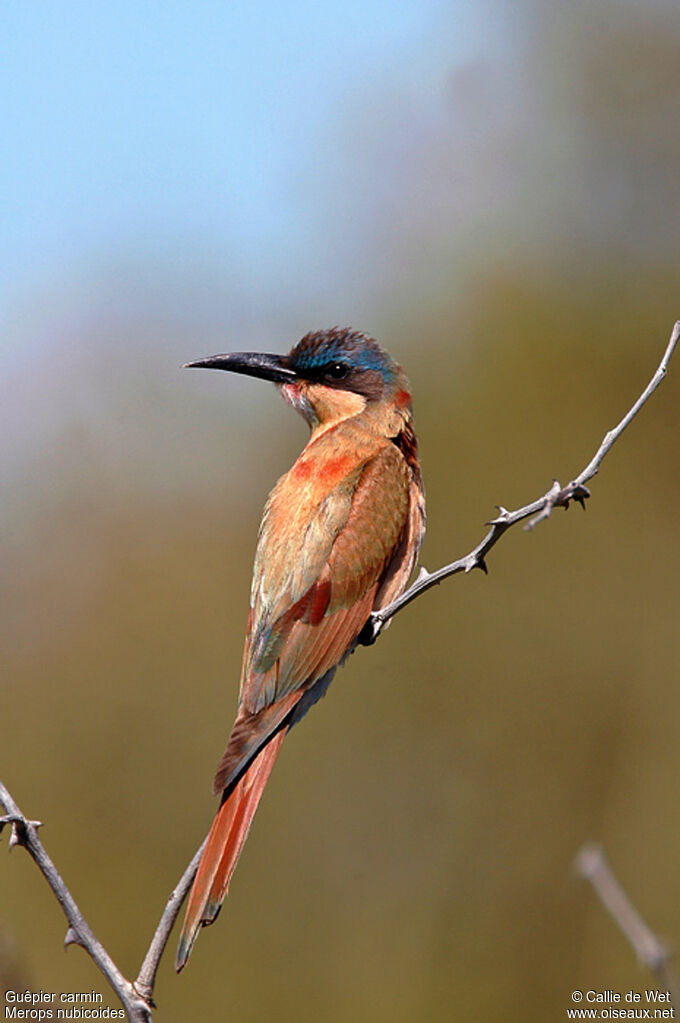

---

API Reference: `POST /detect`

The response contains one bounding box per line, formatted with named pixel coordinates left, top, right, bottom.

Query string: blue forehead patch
left=289, top=328, right=397, bottom=382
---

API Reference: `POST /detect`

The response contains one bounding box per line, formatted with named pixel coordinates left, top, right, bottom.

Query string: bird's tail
left=175, top=729, right=286, bottom=972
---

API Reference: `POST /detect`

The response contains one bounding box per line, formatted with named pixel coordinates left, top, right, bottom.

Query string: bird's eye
left=327, top=362, right=350, bottom=380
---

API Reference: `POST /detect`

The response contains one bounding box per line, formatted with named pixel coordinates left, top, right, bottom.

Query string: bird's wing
left=212, top=437, right=413, bottom=794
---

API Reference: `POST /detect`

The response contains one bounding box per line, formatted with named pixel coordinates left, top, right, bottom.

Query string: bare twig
left=576, top=843, right=680, bottom=1010
left=0, top=779, right=203, bottom=1020
left=366, top=320, right=679, bottom=642
left=134, top=838, right=206, bottom=1003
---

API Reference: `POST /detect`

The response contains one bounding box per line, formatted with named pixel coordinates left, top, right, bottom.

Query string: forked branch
left=0, top=779, right=204, bottom=1022
left=1, top=322, right=678, bottom=1016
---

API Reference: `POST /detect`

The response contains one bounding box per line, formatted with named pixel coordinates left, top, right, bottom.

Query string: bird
left=175, top=327, right=425, bottom=971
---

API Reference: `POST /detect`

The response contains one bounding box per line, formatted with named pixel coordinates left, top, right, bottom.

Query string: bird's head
left=186, top=327, right=412, bottom=432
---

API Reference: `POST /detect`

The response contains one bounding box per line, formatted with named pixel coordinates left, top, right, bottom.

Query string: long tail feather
left=175, top=730, right=286, bottom=971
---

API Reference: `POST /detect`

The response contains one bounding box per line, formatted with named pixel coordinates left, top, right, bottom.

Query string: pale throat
left=279, top=382, right=367, bottom=436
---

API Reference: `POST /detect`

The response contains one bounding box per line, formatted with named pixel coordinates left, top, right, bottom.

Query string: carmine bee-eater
left=175, top=327, right=425, bottom=971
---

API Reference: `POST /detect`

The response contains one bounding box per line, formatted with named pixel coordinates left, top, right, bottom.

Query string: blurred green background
left=2, top=2, right=680, bottom=1020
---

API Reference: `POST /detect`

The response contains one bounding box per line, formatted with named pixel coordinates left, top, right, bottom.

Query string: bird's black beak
left=184, top=351, right=298, bottom=384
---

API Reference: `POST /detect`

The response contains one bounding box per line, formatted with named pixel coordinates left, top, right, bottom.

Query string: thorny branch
left=576, top=844, right=680, bottom=1011
left=1, top=322, right=678, bottom=1017
left=0, top=778, right=204, bottom=1022
left=367, top=320, right=680, bottom=642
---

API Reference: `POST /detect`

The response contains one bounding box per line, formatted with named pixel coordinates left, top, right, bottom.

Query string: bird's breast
left=253, top=428, right=391, bottom=608
left=289, top=451, right=357, bottom=488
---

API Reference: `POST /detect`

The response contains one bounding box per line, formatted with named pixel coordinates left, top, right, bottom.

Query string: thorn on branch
left=572, top=485, right=590, bottom=510
left=9, top=825, right=24, bottom=850
left=464, top=556, right=487, bottom=574
left=64, top=927, right=84, bottom=950
left=488, top=505, right=511, bottom=526
left=553, top=482, right=591, bottom=513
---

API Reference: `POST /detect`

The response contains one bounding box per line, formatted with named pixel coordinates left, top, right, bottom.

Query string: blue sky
left=1, top=1, right=475, bottom=307
left=3, top=0, right=514, bottom=476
